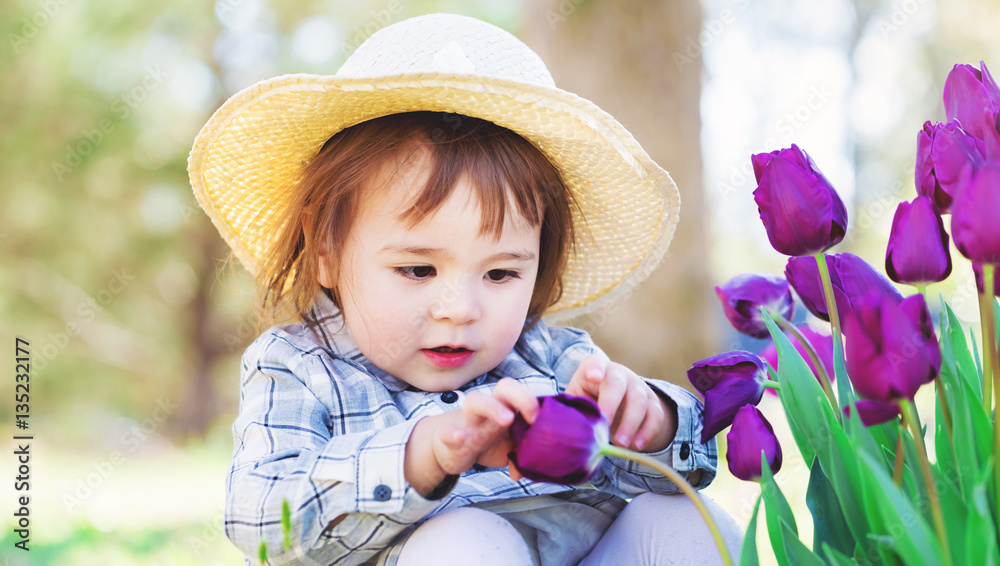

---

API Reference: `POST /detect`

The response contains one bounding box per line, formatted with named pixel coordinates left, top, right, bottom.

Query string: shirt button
left=680, top=442, right=690, bottom=460
left=440, top=391, right=459, bottom=404
left=373, top=484, right=392, bottom=501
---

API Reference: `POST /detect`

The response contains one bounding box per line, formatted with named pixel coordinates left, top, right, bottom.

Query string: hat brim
left=188, top=72, right=679, bottom=322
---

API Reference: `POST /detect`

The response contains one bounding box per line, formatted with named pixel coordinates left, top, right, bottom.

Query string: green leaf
left=282, top=498, right=292, bottom=551
left=780, top=520, right=825, bottom=566
left=831, top=331, right=855, bottom=409
left=740, top=494, right=762, bottom=566
left=821, top=543, right=858, bottom=566
left=760, top=450, right=796, bottom=566
left=965, top=460, right=1000, bottom=566
left=937, top=302, right=987, bottom=497
left=258, top=540, right=268, bottom=565
left=763, top=313, right=837, bottom=467
left=805, top=456, right=855, bottom=559
left=943, top=301, right=982, bottom=401
left=857, top=451, right=943, bottom=566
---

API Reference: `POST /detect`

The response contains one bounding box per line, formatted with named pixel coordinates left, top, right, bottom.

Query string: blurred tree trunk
left=523, top=0, right=712, bottom=387
left=176, top=222, right=228, bottom=438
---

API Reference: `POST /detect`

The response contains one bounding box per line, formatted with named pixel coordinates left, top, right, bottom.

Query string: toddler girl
left=189, top=12, right=741, bottom=566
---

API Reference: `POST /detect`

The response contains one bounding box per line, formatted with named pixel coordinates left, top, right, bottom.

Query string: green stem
left=984, top=264, right=1000, bottom=514
left=600, top=444, right=734, bottom=566
left=773, top=314, right=839, bottom=420
left=899, top=399, right=952, bottom=566
left=892, top=429, right=904, bottom=487
left=814, top=252, right=845, bottom=383
left=978, top=266, right=994, bottom=416
left=763, top=381, right=781, bottom=390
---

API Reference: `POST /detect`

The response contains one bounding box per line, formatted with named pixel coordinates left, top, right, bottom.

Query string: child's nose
left=428, top=280, right=482, bottom=324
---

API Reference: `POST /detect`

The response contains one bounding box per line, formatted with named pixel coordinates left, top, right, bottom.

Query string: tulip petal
left=754, top=154, right=842, bottom=256
left=844, top=399, right=900, bottom=426
left=509, top=394, right=609, bottom=485
left=715, top=273, right=794, bottom=339
left=845, top=293, right=939, bottom=403
left=930, top=121, right=985, bottom=208
left=952, top=162, right=1000, bottom=264
left=944, top=63, right=1000, bottom=154
left=687, top=350, right=768, bottom=394
left=726, top=405, right=782, bottom=482
left=885, top=196, right=952, bottom=285
left=702, top=377, right=766, bottom=443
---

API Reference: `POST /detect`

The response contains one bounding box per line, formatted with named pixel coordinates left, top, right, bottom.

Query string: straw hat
left=188, top=13, right=679, bottom=322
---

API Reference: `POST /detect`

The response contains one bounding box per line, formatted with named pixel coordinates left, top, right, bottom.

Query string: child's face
left=321, top=156, right=542, bottom=392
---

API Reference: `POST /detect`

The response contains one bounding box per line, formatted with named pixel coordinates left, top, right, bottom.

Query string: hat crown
left=336, top=13, right=556, bottom=88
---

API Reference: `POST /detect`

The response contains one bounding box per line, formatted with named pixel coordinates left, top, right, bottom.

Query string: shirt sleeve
left=224, top=334, right=441, bottom=565
left=544, top=324, right=718, bottom=498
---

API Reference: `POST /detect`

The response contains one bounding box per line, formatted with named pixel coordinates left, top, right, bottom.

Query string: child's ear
left=302, top=207, right=336, bottom=289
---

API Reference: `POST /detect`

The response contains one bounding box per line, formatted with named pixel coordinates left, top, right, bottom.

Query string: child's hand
left=565, top=355, right=677, bottom=453
left=405, top=378, right=538, bottom=497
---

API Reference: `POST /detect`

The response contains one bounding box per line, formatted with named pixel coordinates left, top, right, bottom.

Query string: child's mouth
left=422, top=346, right=474, bottom=369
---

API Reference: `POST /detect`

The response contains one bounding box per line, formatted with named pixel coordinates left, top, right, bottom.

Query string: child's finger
left=631, top=397, right=666, bottom=451
left=612, top=379, right=653, bottom=448
left=492, top=378, right=539, bottom=424
left=439, top=424, right=467, bottom=449
left=566, top=354, right=609, bottom=398
left=596, top=364, right=628, bottom=424
left=463, top=391, right=515, bottom=428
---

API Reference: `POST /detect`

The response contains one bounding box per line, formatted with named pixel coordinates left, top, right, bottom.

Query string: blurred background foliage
left=2, top=0, right=1000, bottom=564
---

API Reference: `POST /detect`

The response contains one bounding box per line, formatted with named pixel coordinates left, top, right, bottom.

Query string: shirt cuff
left=346, top=418, right=436, bottom=516
left=644, top=379, right=718, bottom=489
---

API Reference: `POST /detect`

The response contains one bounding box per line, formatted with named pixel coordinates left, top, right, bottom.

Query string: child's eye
left=395, top=266, right=436, bottom=280
left=486, top=269, right=520, bottom=282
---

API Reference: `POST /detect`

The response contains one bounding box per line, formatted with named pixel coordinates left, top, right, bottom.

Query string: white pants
left=396, top=493, right=744, bottom=566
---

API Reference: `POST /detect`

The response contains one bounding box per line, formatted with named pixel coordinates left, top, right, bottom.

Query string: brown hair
left=253, top=111, right=577, bottom=336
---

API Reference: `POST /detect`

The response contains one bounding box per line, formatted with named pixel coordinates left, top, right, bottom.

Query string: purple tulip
left=885, top=196, right=952, bottom=285
left=726, top=405, right=782, bottom=482
left=843, top=399, right=900, bottom=427
left=843, top=293, right=941, bottom=403
left=973, top=263, right=1000, bottom=296
left=786, top=253, right=903, bottom=322
left=687, top=351, right=768, bottom=443
left=952, top=162, right=1000, bottom=265
left=915, top=120, right=985, bottom=213
left=508, top=393, right=609, bottom=484
left=752, top=145, right=848, bottom=256
left=943, top=61, right=1000, bottom=157
left=715, top=273, right=795, bottom=339
left=759, top=324, right=834, bottom=395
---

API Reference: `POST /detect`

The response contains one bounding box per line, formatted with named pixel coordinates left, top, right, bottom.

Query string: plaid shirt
left=225, top=296, right=717, bottom=565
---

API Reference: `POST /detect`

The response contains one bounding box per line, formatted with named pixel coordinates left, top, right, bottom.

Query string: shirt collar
left=307, top=292, right=411, bottom=392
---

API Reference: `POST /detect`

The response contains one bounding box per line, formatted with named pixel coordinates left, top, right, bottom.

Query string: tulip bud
left=786, top=253, right=902, bottom=322
left=726, top=405, right=782, bottom=482
left=952, top=162, right=1000, bottom=265
left=715, top=273, right=794, bottom=339
left=751, top=145, right=848, bottom=257
left=687, top=351, right=768, bottom=443
left=508, top=393, right=609, bottom=484
left=915, top=121, right=985, bottom=213
left=885, top=196, right=952, bottom=285
left=943, top=61, right=1000, bottom=157
left=843, top=293, right=941, bottom=403
left=758, top=324, right=833, bottom=394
